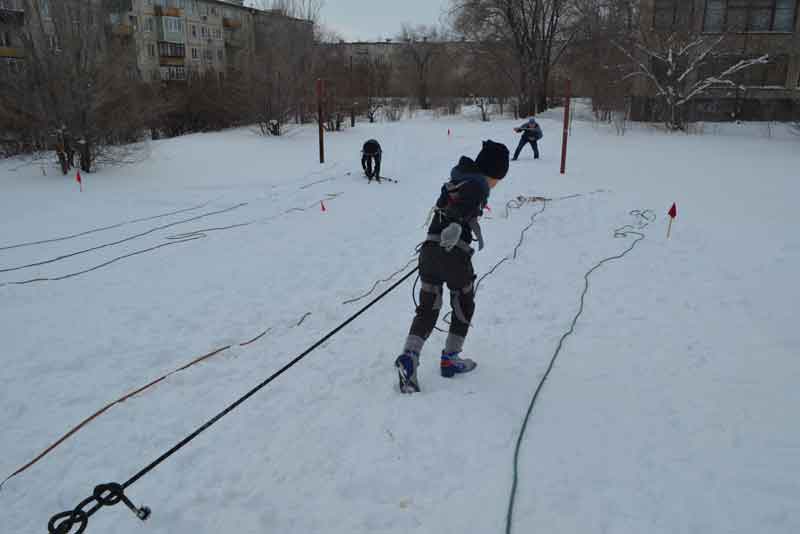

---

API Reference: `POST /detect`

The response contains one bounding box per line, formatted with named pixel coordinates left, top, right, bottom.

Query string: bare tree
left=356, top=55, right=392, bottom=122
left=250, top=13, right=316, bottom=134
left=450, top=0, right=575, bottom=115
left=566, top=0, right=638, bottom=122
left=250, top=0, right=324, bottom=22
left=615, top=31, right=769, bottom=131
left=397, top=25, right=448, bottom=110
left=0, top=0, right=152, bottom=172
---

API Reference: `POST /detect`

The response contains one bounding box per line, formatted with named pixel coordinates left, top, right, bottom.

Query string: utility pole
left=350, top=55, right=356, bottom=128
left=317, top=78, right=325, bottom=164
left=560, top=79, right=572, bottom=175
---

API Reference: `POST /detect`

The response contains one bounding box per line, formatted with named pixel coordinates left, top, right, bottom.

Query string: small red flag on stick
left=667, top=202, right=677, bottom=239
left=320, top=200, right=326, bottom=212
left=76, top=170, right=83, bottom=192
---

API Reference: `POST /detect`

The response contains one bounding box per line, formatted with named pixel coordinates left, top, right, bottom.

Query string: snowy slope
left=1, top=116, right=798, bottom=534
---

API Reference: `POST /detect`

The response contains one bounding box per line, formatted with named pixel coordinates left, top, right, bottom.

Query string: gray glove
left=440, top=222, right=462, bottom=252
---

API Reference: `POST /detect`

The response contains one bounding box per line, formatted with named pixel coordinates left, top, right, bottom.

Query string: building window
left=148, top=43, right=156, bottom=57
left=217, top=49, right=223, bottom=60
left=160, top=65, right=186, bottom=81
left=191, top=47, right=198, bottom=59
left=191, top=24, right=197, bottom=38
left=653, top=0, right=694, bottom=29
left=164, top=16, right=183, bottom=34
left=146, top=17, right=154, bottom=32
left=654, top=0, right=677, bottom=28
left=704, top=0, right=798, bottom=32
left=158, top=41, right=185, bottom=57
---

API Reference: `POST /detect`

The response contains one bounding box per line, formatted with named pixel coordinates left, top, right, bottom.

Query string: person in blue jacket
left=512, top=116, right=543, bottom=161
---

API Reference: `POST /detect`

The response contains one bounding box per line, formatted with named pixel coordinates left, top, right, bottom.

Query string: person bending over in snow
left=396, top=140, right=510, bottom=394
left=512, top=116, right=543, bottom=161
left=362, top=139, right=382, bottom=183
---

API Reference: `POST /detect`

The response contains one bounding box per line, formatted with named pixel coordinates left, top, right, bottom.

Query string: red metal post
left=560, top=79, right=572, bottom=175
left=317, top=78, right=325, bottom=164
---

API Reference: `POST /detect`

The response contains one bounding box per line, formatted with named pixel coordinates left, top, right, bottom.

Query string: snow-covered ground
left=1, top=113, right=798, bottom=534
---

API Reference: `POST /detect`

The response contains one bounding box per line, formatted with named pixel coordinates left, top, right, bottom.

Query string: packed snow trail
left=1, top=115, right=798, bottom=534
left=43, top=267, right=419, bottom=534
left=505, top=210, right=654, bottom=534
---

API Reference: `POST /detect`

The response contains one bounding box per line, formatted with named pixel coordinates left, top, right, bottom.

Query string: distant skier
left=512, top=116, right=543, bottom=161
left=362, top=139, right=382, bottom=183
left=395, top=140, right=510, bottom=394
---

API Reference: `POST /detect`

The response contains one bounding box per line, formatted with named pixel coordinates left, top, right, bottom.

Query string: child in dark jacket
left=512, top=117, right=542, bottom=160
left=396, top=140, right=510, bottom=394
left=362, top=139, right=382, bottom=182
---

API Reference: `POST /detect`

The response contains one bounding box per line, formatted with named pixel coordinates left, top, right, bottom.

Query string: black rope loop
left=48, top=509, right=88, bottom=534
left=48, top=494, right=97, bottom=534
left=45, top=266, right=417, bottom=533
left=49, top=483, right=149, bottom=534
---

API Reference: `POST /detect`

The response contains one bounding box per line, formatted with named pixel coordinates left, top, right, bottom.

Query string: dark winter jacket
left=518, top=119, right=543, bottom=140
left=427, top=156, right=490, bottom=249
left=363, top=139, right=382, bottom=155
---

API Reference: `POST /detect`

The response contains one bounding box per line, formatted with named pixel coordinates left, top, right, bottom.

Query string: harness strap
left=425, top=233, right=473, bottom=254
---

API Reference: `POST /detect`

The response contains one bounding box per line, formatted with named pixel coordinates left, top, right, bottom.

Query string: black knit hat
left=475, top=140, right=510, bottom=179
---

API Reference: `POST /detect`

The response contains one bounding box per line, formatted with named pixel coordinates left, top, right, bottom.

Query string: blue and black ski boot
left=395, top=351, right=420, bottom=394
left=440, top=351, right=477, bottom=378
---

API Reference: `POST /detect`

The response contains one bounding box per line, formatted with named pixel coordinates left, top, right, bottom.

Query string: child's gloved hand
left=440, top=222, right=462, bottom=252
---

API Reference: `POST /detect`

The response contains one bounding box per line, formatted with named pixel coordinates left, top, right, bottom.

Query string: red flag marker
left=667, top=202, right=677, bottom=239
left=485, top=204, right=492, bottom=213
left=448, top=129, right=451, bottom=137
left=320, top=200, right=326, bottom=212
left=76, top=170, right=83, bottom=192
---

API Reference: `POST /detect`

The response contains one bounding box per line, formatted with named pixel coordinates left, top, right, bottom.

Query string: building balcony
left=154, top=6, right=182, bottom=17
left=223, top=18, right=242, bottom=29
left=0, top=0, right=24, bottom=25
left=159, top=56, right=185, bottom=66
left=112, top=24, right=134, bottom=37
left=158, top=41, right=186, bottom=59
left=0, top=46, right=24, bottom=58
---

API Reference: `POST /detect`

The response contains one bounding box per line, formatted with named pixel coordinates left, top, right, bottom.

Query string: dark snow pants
left=406, top=242, right=476, bottom=355
left=362, top=153, right=381, bottom=180
left=513, top=135, right=539, bottom=160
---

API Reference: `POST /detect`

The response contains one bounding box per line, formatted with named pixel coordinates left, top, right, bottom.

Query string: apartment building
left=634, top=0, right=800, bottom=120
left=0, top=0, right=25, bottom=71
left=2, top=0, right=309, bottom=83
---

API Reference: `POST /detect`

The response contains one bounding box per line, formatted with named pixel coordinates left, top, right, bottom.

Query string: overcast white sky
left=320, top=0, right=451, bottom=41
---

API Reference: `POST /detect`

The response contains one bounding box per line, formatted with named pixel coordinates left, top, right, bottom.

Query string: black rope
left=0, top=203, right=247, bottom=273
left=1, top=194, right=345, bottom=287
left=505, top=210, right=655, bottom=534
left=0, top=201, right=212, bottom=252
left=343, top=255, right=418, bottom=305
left=0, top=237, right=205, bottom=288
left=47, top=265, right=420, bottom=534
left=299, top=176, right=336, bottom=190
left=433, top=198, right=549, bottom=331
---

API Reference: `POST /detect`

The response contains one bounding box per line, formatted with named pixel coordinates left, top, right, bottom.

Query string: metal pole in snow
left=560, top=79, right=572, bottom=175
left=317, top=78, right=325, bottom=164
